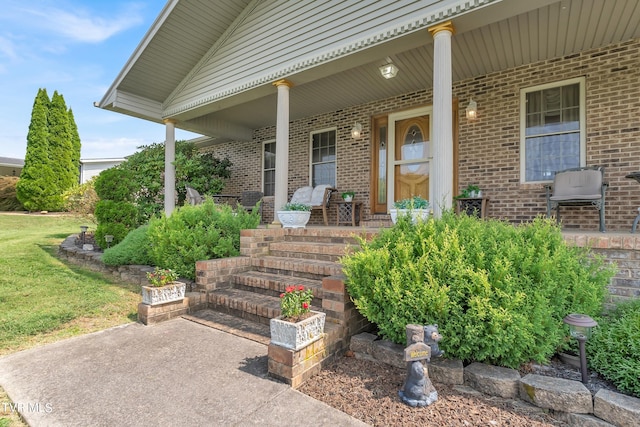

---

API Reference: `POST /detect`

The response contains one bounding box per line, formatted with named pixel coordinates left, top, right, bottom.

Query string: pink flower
left=298, top=285, right=305, bottom=291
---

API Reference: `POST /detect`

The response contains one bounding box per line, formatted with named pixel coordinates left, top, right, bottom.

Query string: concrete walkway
left=0, top=319, right=368, bottom=427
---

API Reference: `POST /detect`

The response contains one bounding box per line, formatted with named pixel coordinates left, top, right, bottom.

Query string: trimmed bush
left=102, top=225, right=153, bottom=266
left=94, top=200, right=138, bottom=248
left=147, top=199, right=260, bottom=279
left=62, top=177, right=98, bottom=220
left=341, top=212, right=615, bottom=368
left=0, top=176, right=24, bottom=211
left=588, top=300, right=640, bottom=397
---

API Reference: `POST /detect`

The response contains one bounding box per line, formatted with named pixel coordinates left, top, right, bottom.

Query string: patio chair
left=185, top=186, right=204, bottom=205
left=240, top=191, right=263, bottom=216
left=289, top=184, right=336, bottom=225
left=545, top=166, right=608, bottom=232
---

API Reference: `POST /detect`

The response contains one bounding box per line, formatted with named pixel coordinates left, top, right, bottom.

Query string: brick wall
left=203, top=38, right=640, bottom=231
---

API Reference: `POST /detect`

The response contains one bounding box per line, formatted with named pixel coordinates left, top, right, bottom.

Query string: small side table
left=335, top=200, right=363, bottom=226
left=625, top=172, right=640, bottom=233
left=456, top=197, right=490, bottom=219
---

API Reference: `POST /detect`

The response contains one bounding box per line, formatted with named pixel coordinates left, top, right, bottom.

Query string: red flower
left=298, top=285, right=305, bottom=291
left=303, top=302, right=309, bottom=309
left=285, top=286, right=295, bottom=293
left=280, top=293, right=285, bottom=298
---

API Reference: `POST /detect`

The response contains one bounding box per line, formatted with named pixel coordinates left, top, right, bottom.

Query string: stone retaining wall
left=351, top=333, right=640, bottom=427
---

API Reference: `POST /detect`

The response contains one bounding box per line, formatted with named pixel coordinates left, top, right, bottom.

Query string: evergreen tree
left=47, top=91, right=75, bottom=209
left=16, top=88, right=57, bottom=211
left=67, top=108, right=81, bottom=185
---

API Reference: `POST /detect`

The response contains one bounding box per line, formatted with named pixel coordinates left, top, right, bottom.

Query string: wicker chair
left=289, top=185, right=336, bottom=225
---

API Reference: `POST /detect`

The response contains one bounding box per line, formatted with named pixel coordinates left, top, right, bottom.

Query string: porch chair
left=545, top=166, right=608, bottom=232
left=186, top=186, right=204, bottom=205
left=289, top=184, right=336, bottom=226
left=240, top=191, right=263, bottom=216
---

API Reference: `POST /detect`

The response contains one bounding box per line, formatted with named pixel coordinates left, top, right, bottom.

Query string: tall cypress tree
left=67, top=108, right=81, bottom=184
left=16, top=88, right=57, bottom=211
left=48, top=91, right=75, bottom=209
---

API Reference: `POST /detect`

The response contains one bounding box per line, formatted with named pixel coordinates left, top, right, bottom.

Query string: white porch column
left=428, top=21, right=455, bottom=218
left=163, top=119, right=177, bottom=216
left=272, top=79, right=293, bottom=226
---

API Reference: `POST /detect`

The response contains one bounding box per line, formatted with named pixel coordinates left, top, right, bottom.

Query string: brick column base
left=268, top=336, right=327, bottom=389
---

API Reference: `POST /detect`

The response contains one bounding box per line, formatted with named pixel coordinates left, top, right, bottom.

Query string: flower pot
left=390, top=208, right=431, bottom=224
left=342, top=196, right=353, bottom=202
left=270, top=310, right=326, bottom=350
left=277, top=210, right=311, bottom=228
left=141, top=281, right=186, bottom=306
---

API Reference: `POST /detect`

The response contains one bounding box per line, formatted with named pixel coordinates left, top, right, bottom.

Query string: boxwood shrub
left=146, top=199, right=260, bottom=279
left=588, top=300, right=640, bottom=397
left=101, top=225, right=153, bottom=266
left=341, top=212, right=615, bottom=368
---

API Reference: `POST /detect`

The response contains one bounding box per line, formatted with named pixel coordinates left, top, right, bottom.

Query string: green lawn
left=0, top=214, right=140, bottom=356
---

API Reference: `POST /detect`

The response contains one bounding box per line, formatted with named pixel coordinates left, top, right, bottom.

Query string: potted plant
left=277, top=202, right=312, bottom=228
left=141, top=267, right=186, bottom=306
left=270, top=285, right=326, bottom=350
left=455, top=184, right=482, bottom=199
left=390, top=196, right=431, bottom=224
left=341, top=191, right=355, bottom=202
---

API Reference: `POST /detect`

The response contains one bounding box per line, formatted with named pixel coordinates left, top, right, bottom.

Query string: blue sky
left=0, top=0, right=197, bottom=160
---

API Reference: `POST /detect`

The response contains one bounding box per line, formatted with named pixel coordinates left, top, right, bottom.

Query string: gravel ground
left=299, top=353, right=620, bottom=427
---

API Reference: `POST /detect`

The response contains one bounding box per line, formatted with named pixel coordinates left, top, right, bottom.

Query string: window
left=520, top=77, right=585, bottom=182
left=310, top=129, right=336, bottom=186
left=262, top=140, right=276, bottom=196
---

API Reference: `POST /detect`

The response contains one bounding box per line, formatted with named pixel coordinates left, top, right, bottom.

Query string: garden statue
left=424, top=324, right=444, bottom=357
left=398, top=324, right=439, bottom=407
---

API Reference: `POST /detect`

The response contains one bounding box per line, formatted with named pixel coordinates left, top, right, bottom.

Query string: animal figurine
left=424, top=324, right=444, bottom=357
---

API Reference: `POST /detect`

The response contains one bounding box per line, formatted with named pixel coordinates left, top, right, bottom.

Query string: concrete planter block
left=594, top=389, right=640, bottom=427
left=141, top=282, right=186, bottom=306
left=519, top=374, right=593, bottom=414
left=464, top=362, right=521, bottom=398
left=270, top=311, right=325, bottom=351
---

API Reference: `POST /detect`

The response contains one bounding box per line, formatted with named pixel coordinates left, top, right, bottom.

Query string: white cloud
left=0, top=36, right=18, bottom=60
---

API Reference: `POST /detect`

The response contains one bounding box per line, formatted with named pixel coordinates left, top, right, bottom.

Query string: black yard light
left=563, top=313, right=598, bottom=383
left=80, top=225, right=89, bottom=245
left=104, top=234, right=114, bottom=249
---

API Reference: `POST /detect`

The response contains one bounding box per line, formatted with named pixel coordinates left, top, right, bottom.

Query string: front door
left=393, top=115, right=430, bottom=204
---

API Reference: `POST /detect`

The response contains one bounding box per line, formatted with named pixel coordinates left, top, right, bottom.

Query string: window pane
left=525, top=133, right=580, bottom=181
left=311, top=130, right=336, bottom=186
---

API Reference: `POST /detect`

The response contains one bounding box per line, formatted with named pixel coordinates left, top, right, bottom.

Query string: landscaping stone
left=371, top=339, right=405, bottom=369
left=519, top=374, right=593, bottom=414
left=429, top=357, right=464, bottom=385
left=554, top=412, right=615, bottom=427
left=594, top=389, right=640, bottom=427
left=350, top=332, right=377, bottom=355
left=464, top=362, right=521, bottom=398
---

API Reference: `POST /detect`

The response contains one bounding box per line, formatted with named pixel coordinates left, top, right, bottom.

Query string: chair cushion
left=310, top=185, right=332, bottom=206
left=553, top=169, right=602, bottom=198
left=290, top=186, right=313, bottom=204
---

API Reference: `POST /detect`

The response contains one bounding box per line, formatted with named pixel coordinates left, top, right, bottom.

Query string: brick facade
left=203, top=38, right=640, bottom=231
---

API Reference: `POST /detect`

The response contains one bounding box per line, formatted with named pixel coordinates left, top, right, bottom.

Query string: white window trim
left=309, top=127, right=337, bottom=187
left=519, top=76, right=586, bottom=184
left=262, top=139, right=276, bottom=196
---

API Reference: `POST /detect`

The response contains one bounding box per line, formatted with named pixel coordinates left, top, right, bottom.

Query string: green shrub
left=102, top=225, right=153, bottom=266
left=342, top=212, right=614, bottom=368
left=0, top=176, right=24, bottom=211
left=588, top=300, right=640, bottom=397
left=62, top=177, right=98, bottom=221
left=94, top=167, right=135, bottom=202
left=147, top=199, right=260, bottom=279
left=94, top=200, right=138, bottom=248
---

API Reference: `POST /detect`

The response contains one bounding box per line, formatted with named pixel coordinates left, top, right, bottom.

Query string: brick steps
left=231, top=270, right=323, bottom=299
left=269, top=241, right=350, bottom=262
left=250, top=255, right=343, bottom=279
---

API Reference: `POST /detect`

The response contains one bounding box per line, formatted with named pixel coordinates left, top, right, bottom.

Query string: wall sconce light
left=104, top=234, right=114, bottom=249
left=466, top=99, right=477, bottom=120
left=379, top=63, right=398, bottom=79
left=563, top=313, right=598, bottom=383
left=351, top=122, right=363, bottom=139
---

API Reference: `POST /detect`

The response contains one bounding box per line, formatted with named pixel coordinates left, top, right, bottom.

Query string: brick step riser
left=230, top=275, right=323, bottom=298
left=232, top=283, right=323, bottom=308
left=252, top=265, right=336, bottom=281
left=268, top=250, right=342, bottom=262
left=283, top=235, right=362, bottom=245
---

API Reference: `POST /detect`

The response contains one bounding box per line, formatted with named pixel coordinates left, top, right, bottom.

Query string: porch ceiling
left=99, top=0, right=640, bottom=143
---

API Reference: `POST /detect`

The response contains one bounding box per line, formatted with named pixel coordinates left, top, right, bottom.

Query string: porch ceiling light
left=466, top=99, right=477, bottom=120
left=351, top=122, right=363, bottom=139
left=379, top=63, right=398, bottom=79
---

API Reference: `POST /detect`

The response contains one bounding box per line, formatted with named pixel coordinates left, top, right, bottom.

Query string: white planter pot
left=277, top=210, right=311, bottom=228
left=270, top=311, right=326, bottom=350
left=390, top=208, right=431, bottom=224
left=342, top=196, right=353, bottom=202
left=141, top=282, right=186, bottom=306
